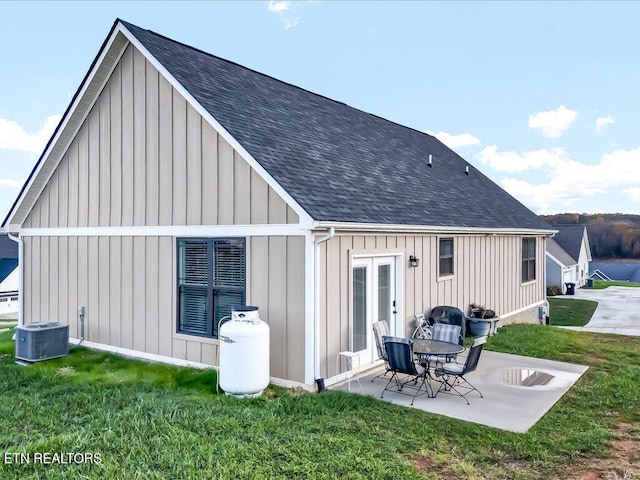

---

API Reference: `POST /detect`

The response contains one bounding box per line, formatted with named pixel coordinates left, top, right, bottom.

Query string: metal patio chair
left=371, top=320, right=391, bottom=382
left=435, top=336, right=487, bottom=405
left=381, top=336, right=432, bottom=405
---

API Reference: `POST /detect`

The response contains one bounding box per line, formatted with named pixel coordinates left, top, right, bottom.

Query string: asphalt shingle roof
left=122, top=21, right=551, bottom=230
left=547, top=238, right=577, bottom=267
left=553, top=225, right=587, bottom=263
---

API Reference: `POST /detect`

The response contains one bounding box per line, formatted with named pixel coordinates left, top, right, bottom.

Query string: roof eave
left=314, top=221, right=557, bottom=236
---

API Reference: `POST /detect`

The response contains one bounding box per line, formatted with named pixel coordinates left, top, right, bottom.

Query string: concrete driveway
left=559, top=286, right=640, bottom=336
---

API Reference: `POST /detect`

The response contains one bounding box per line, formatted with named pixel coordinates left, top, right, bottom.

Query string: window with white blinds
left=177, top=238, right=246, bottom=338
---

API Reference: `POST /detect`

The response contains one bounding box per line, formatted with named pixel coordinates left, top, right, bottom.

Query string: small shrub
left=547, top=285, right=562, bottom=296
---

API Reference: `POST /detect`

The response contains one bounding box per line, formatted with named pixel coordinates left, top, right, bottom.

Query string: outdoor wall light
left=409, top=255, right=420, bottom=268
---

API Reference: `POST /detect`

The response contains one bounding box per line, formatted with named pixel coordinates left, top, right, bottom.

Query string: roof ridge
left=118, top=19, right=441, bottom=148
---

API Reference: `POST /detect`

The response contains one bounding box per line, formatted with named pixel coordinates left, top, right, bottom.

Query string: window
left=522, top=237, right=536, bottom=282
left=177, top=238, right=246, bottom=338
left=439, top=238, right=454, bottom=277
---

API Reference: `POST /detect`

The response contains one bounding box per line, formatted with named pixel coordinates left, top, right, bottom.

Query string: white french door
left=352, top=256, right=400, bottom=365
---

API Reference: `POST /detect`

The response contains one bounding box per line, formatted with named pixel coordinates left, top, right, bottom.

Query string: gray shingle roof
left=553, top=225, right=587, bottom=262
left=129, top=21, right=551, bottom=229
left=546, top=238, right=577, bottom=267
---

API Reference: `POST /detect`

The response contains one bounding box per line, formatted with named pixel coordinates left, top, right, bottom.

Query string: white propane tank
left=219, top=306, right=270, bottom=398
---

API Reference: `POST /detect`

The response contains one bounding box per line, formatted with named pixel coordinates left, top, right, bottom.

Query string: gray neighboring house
left=2, top=19, right=555, bottom=389
left=545, top=225, right=592, bottom=292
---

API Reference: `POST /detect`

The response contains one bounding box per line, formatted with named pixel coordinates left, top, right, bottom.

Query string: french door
left=352, top=256, right=400, bottom=365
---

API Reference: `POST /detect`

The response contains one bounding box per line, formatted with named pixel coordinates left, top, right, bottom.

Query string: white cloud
left=528, top=105, right=578, bottom=138
left=268, top=1, right=290, bottom=12
left=476, top=145, right=572, bottom=173
left=426, top=130, right=481, bottom=149
left=0, top=178, right=23, bottom=189
left=268, top=0, right=301, bottom=29
left=487, top=145, right=640, bottom=213
left=284, top=16, right=300, bottom=29
left=596, top=115, right=615, bottom=133
left=0, top=114, right=61, bottom=153
left=624, top=187, right=640, bottom=204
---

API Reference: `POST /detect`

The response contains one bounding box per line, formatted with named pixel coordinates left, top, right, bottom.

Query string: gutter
left=313, top=227, right=335, bottom=384
left=315, top=221, right=557, bottom=236
left=7, top=232, right=23, bottom=327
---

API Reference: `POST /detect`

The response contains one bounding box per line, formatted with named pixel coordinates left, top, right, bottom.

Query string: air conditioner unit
left=15, top=322, right=69, bottom=362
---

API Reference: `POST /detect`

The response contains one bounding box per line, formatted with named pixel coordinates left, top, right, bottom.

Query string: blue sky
left=1, top=1, right=639, bottom=222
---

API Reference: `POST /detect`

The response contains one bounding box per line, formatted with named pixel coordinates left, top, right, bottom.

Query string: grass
left=548, top=298, right=598, bottom=327
left=589, top=280, right=640, bottom=289
left=1, top=326, right=639, bottom=479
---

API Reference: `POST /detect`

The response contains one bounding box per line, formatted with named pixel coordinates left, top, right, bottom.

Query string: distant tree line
left=541, top=213, right=640, bottom=259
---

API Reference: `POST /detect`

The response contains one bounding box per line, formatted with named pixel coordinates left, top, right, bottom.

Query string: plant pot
left=468, top=319, right=492, bottom=337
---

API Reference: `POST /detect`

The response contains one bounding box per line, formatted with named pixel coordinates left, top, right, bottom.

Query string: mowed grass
left=1, top=326, right=640, bottom=479
left=590, top=280, right=640, bottom=289
left=548, top=298, right=598, bottom=327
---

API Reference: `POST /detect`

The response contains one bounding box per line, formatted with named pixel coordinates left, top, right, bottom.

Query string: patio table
left=409, top=339, right=465, bottom=397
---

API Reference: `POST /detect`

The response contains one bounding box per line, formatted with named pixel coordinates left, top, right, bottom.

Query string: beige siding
left=22, top=235, right=306, bottom=383
left=318, top=233, right=546, bottom=378
left=23, top=44, right=299, bottom=229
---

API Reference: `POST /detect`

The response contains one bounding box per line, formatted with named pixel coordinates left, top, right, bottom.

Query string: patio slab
left=333, top=350, right=588, bottom=433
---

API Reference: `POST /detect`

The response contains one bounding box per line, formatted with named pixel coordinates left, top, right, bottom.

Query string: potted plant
left=467, top=304, right=498, bottom=336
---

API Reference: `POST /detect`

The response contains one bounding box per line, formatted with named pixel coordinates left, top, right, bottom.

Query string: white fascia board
left=6, top=29, right=129, bottom=228
left=545, top=252, right=566, bottom=268
left=119, top=24, right=315, bottom=230
left=546, top=251, right=577, bottom=269
left=20, top=224, right=308, bottom=238
left=314, top=221, right=557, bottom=236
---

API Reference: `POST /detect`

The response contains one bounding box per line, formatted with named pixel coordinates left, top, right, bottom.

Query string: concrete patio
left=333, top=350, right=588, bottom=433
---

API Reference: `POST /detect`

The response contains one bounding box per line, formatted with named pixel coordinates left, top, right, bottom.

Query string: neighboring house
left=2, top=19, right=555, bottom=389
left=545, top=238, right=578, bottom=294
left=0, top=234, right=19, bottom=315
left=547, top=225, right=592, bottom=290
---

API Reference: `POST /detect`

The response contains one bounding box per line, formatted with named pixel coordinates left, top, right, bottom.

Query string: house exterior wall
left=577, top=239, right=591, bottom=287
left=19, top=43, right=306, bottom=384
left=21, top=235, right=306, bottom=382
left=318, top=232, right=546, bottom=379
left=22, top=44, right=298, bottom=229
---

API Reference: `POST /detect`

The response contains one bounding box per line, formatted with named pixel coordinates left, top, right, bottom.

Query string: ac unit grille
left=15, top=323, right=69, bottom=362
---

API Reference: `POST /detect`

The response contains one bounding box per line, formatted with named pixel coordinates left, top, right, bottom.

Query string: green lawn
left=1, top=326, right=639, bottom=479
left=589, top=280, right=640, bottom=289
left=548, top=298, right=598, bottom=327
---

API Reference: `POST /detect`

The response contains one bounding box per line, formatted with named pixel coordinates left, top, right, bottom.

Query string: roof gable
left=554, top=225, right=589, bottom=262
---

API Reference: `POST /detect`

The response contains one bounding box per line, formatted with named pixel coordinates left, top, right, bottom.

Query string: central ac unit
left=15, top=322, right=69, bottom=362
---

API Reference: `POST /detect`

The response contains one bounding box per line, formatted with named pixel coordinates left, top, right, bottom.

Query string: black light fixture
left=409, top=255, right=420, bottom=268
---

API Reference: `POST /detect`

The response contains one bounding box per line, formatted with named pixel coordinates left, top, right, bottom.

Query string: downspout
left=542, top=233, right=554, bottom=324
left=7, top=232, right=23, bottom=327
left=314, top=227, right=335, bottom=388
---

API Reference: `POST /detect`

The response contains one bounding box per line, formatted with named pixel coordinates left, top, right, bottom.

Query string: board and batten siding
left=318, top=233, right=545, bottom=378
left=21, top=235, right=306, bottom=383
left=22, top=44, right=298, bottom=229
left=20, top=42, right=307, bottom=383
